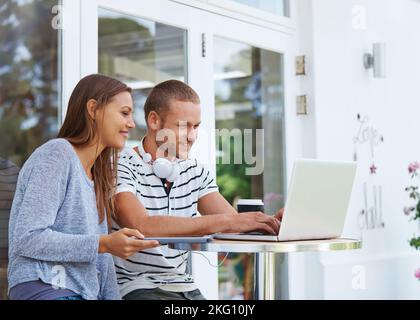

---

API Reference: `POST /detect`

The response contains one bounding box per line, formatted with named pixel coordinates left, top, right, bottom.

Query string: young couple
left=8, top=74, right=282, bottom=300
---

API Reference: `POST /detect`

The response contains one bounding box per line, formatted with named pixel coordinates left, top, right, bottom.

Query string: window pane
left=98, top=8, right=187, bottom=142
left=214, top=36, right=285, bottom=300
left=231, top=0, right=288, bottom=17
left=0, top=0, right=61, bottom=299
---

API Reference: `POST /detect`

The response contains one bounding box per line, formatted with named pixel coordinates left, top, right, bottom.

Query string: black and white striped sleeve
left=197, top=163, right=219, bottom=199
left=116, top=155, right=136, bottom=195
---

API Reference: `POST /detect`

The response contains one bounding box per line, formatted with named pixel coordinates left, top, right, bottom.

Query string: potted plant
left=403, top=162, right=420, bottom=281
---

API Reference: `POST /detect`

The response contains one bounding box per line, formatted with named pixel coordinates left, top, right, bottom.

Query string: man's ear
left=86, top=99, right=98, bottom=121
left=147, top=111, right=162, bottom=131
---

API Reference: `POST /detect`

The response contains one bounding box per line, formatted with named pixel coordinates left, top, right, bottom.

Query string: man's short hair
left=144, top=80, right=200, bottom=122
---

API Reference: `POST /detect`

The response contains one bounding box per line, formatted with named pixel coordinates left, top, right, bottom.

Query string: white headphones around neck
left=137, top=138, right=181, bottom=182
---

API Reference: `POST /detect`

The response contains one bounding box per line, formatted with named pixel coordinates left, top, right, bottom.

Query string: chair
left=0, top=158, right=20, bottom=300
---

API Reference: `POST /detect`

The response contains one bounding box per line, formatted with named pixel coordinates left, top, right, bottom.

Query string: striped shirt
left=113, top=145, right=218, bottom=297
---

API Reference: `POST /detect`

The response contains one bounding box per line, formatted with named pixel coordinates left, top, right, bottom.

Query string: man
left=113, top=80, right=282, bottom=300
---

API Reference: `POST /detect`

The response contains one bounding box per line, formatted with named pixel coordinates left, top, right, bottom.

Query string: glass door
left=97, top=7, right=188, bottom=145
left=200, top=9, right=294, bottom=300
left=213, top=36, right=286, bottom=299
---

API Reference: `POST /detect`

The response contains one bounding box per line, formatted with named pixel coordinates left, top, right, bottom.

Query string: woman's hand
left=99, top=228, right=160, bottom=259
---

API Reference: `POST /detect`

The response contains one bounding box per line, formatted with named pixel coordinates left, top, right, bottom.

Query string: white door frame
left=62, top=0, right=299, bottom=300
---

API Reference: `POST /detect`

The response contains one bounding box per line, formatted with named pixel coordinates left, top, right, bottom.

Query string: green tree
left=0, top=0, right=59, bottom=167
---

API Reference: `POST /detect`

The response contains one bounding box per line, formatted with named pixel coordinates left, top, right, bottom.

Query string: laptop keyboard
left=240, top=231, right=270, bottom=236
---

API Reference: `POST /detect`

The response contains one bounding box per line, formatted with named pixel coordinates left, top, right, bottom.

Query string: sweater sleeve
left=98, top=254, right=121, bottom=300
left=11, top=147, right=99, bottom=263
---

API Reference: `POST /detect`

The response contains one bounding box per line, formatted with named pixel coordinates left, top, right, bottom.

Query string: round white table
left=170, top=238, right=362, bottom=300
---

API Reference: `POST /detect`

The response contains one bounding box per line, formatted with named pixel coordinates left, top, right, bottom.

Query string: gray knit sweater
left=7, top=139, right=120, bottom=300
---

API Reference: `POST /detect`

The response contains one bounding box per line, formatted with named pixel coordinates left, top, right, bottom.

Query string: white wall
left=290, top=0, right=420, bottom=299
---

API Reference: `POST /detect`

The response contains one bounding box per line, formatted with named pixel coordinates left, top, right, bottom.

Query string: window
left=230, top=0, right=289, bottom=17
left=214, top=36, right=286, bottom=299
left=98, top=8, right=187, bottom=143
left=173, top=0, right=290, bottom=18
left=0, top=0, right=62, bottom=299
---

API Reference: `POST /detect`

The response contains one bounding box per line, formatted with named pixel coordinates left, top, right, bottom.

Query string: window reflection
left=0, top=0, right=61, bottom=299
left=214, top=36, right=285, bottom=300
left=98, top=8, right=187, bottom=143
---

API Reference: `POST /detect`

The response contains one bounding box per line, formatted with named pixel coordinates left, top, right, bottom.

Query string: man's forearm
left=136, top=214, right=235, bottom=236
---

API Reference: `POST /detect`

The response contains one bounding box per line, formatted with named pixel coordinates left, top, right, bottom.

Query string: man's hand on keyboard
left=227, top=212, right=280, bottom=235
left=274, top=208, right=284, bottom=222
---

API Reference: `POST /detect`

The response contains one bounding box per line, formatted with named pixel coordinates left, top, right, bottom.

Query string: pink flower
left=415, top=268, right=420, bottom=280
left=408, top=162, right=420, bottom=174
left=403, top=206, right=414, bottom=215
left=370, top=164, right=377, bottom=175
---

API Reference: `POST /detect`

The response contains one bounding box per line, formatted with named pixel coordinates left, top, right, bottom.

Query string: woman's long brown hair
left=58, top=74, right=132, bottom=224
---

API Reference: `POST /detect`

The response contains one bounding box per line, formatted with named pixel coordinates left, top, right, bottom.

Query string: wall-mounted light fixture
left=363, top=42, right=386, bottom=78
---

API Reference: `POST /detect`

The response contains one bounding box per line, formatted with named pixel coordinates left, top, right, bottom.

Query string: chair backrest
left=0, top=158, right=20, bottom=300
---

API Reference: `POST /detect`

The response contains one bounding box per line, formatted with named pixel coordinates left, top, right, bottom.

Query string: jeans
left=55, top=295, right=85, bottom=300
left=123, top=288, right=206, bottom=300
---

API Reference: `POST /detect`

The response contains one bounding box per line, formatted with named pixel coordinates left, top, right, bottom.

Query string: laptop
left=214, top=159, right=357, bottom=242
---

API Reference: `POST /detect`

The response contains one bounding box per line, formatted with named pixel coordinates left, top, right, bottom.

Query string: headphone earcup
left=166, top=162, right=180, bottom=182
left=152, top=158, right=173, bottom=179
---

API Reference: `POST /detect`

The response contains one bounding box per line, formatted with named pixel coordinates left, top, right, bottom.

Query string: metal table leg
left=254, top=252, right=276, bottom=300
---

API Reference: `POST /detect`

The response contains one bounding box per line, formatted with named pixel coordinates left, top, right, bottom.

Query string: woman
left=7, top=74, right=159, bottom=300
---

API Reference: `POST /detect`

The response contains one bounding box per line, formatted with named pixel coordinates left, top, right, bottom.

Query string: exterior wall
left=290, top=0, right=420, bottom=299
